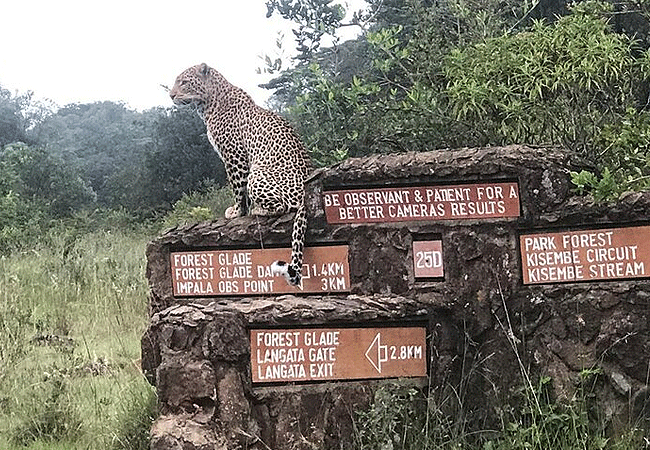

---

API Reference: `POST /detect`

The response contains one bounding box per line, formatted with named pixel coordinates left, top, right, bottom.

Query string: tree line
left=2, top=0, right=650, bottom=252
left=266, top=0, right=650, bottom=195
left=0, top=90, right=226, bottom=251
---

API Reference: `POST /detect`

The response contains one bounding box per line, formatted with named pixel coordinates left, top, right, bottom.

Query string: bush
left=161, top=185, right=234, bottom=229
left=444, top=1, right=649, bottom=156
left=355, top=384, right=429, bottom=449
left=0, top=190, right=48, bottom=254
left=0, top=142, right=98, bottom=254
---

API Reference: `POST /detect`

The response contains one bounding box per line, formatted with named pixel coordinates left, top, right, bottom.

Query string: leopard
left=170, top=63, right=311, bottom=286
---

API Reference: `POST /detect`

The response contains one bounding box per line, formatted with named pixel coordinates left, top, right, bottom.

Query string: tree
left=0, top=87, right=31, bottom=147
left=137, top=107, right=226, bottom=212
left=260, top=0, right=650, bottom=201
left=265, top=0, right=353, bottom=60
left=1, top=142, right=96, bottom=217
left=0, top=142, right=96, bottom=252
left=31, top=101, right=147, bottom=206
left=265, top=0, right=534, bottom=165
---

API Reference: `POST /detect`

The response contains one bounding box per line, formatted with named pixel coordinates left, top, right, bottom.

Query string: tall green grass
left=353, top=373, right=649, bottom=450
left=353, top=296, right=649, bottom=450
left=0, top=186, right=233, bottom=450
left=0, top=228, right=156, bottom=450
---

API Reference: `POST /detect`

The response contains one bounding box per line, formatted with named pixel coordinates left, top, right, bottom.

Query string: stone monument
left=143, top=145, right=650, bottom=449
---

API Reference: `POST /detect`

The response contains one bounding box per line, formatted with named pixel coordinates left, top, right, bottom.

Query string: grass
left=353, top=376, right=649, bottom=450
left=0, top=186, right=233, bottom=450
left=0, top=228, right=156, bottom=450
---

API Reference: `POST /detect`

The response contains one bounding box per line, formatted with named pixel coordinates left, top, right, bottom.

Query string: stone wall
left=142, top=145, right=650, bottom=449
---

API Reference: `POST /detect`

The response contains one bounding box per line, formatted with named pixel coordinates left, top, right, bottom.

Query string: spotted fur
left=170, top=63, right=311, bottom=286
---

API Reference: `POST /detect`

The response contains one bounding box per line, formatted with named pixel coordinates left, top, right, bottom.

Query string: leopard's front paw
left=250, top=205, right=287, bottom=217
left=225, top=205, right=243, bottom=219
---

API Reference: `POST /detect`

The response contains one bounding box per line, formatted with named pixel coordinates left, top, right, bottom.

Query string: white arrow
left=365, top=332, right=388, bottom=374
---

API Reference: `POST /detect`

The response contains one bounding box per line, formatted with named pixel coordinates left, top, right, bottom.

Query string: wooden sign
left=323, top=182, right=520, bottom=224
left=251, top=327, right=427, bottom=383
left=413, top=241, right=444, bottom=278
left=171, top=245, right=350, bottom=296
left=520, top=225, right=650, bottom=284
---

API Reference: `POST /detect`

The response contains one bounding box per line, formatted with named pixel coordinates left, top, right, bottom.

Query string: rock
left=610, top=371, right=632, bottom=396
left=150, top=415, right=226, bottom=450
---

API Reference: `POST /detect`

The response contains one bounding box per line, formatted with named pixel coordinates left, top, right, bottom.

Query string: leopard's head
left=169, top=63, right=213, bottom=106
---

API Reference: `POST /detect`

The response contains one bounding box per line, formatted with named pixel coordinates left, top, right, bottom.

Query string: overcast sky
left=1, top=0, right=363, bottom=110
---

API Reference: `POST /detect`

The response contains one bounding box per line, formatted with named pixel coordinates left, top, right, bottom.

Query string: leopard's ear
left=199, top=63, right=209, bottom=77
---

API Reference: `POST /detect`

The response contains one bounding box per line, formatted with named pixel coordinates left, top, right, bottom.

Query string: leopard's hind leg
left=247, top=167, right=289, bottom=216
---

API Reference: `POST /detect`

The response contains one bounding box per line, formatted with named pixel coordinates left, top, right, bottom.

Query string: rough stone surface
left=143, top=145, right=650, bottom=449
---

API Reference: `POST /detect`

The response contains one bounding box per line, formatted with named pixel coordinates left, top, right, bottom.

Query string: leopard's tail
left=271, top=201, right=306, bottom=286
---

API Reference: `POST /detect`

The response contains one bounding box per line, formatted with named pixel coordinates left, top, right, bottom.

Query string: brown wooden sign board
left=520, top=225, right=650, bottom=284
left=323, top=182, right=520, bottom=224
left=251, top=327, right=427, bottom=383
left=171, top=245, right=350, bottom=296
left=413, top=240, right=444, bottom=278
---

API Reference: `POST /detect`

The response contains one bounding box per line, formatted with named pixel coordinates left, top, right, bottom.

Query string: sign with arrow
left=171, top=245, right=349, bottom=296
left=251, top=326, right=427, bottom=383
